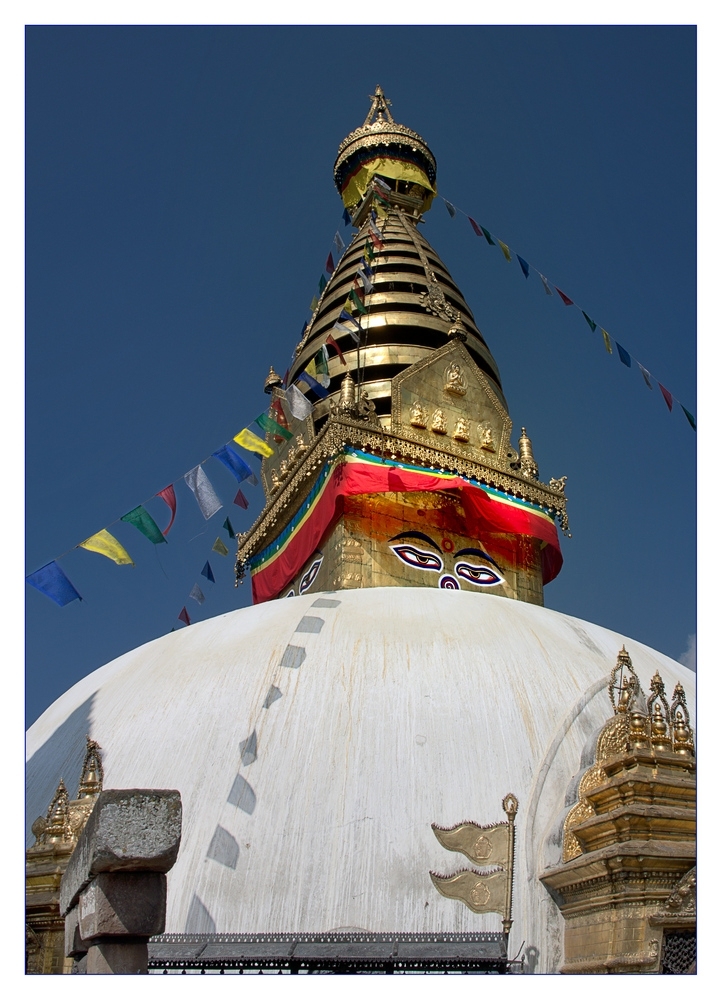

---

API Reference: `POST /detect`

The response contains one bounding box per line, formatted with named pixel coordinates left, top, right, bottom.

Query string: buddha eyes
left=455, top=562, right=504, bottom=587
left=390, top=545, right=443, bottom=572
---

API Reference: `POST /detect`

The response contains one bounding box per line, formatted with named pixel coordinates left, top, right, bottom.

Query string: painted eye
left=299, top=558, right=322, bottom=594
left=454, top=562, right=505, bottom=587
left=391, top=545, right=443, bottom=572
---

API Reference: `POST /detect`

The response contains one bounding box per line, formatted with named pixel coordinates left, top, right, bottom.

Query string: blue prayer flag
left=201, top=560, right=215, bottom=583
left=26, top=561, right=82, bottom=607
left=213, top=444, right=254, bottom=483
left=443, top=199, right=456, bottom=218
left=616, top=343, right=632, bottom=367
left=297, top=370, right=330, bottom=398
left=516, top=255, right=530, bottom=279
left=343, top=208, right=351, bottom=226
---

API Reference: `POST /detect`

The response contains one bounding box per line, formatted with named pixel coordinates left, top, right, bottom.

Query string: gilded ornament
left=549, top=475, right=567, bottom=493
left=479, top=422, right=495, bottom=452
left=444, top=362, right=467, bottom=396
left=431, top=408, right=447, bottom=434
left=279, top=460, right=289, bottom=479
left=409, top=400, right=428, bottom=429
left=452, top=417, right=470, bottom=442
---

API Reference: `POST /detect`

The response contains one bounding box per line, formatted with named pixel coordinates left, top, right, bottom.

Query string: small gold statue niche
left=479, top=421, right=495, bottom=452
left=279, top=459, right=289, bottom=480
left=444, top=362, right=467, bottom=396
left=431, top=408, right=447, bottom=434
left=270, top=468, right=281, bottom=493
left=452, top=417, right=470, bottom=442
left=409, top=400, right=428, bottom=429
left=671, top=682, right=694, bottom=756
left=296, top=433, right=307, bottom=452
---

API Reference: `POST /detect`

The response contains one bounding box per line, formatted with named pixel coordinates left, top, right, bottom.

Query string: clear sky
left=24, top=24, right=696, bottom=726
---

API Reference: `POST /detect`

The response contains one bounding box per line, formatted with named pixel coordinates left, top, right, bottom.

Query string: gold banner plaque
left=431, top=820, right=508, bottom=867
left=429, top=868, right=508, bottom=915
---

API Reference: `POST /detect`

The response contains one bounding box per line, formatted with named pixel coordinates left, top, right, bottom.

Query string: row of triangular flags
left=441, top=197, right=695, bottom=430
left=175, top=516, right=236, bottom=628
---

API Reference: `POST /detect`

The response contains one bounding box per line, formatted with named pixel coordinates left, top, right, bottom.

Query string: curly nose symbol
left=439, top=575, right=460, bottom=589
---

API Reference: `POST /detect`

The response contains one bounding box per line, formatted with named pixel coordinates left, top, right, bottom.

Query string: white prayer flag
left=333, top=231, right=345, bottom=253
left=184, top=465, right=222, bottom=520
left=356, top=268, right=373, bottom=294
left=189, top=583, right=206, bottom=605
left=287, top=383, right=313, bottom=419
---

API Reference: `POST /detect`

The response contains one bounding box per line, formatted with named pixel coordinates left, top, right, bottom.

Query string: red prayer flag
left=325, top=252, right=334, bottom=275
left=157, top=484, right=177, bottom=536
left=370, top=231, right=384, bottom=251
left=234, top=489, right=249, bottom=510
left=468, top=216, right=483, bottom=237
left=178, top=606, right=191, bottom=626
left=555, top=287, right=574, bottom=306
left=270, top=396, right=291, bottom=441
left=326, top=333, right=347, bottom=365
left=659, top=383, right=674, bottom=411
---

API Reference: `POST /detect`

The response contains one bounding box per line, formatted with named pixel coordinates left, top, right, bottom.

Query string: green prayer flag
left=318, top=275, right=327, bottom=294
left=310, top=295, right=319, bottom=312
left=682, top=406, right=696, bottom=431
left=121, top=505, right=167, bottom=545
left=480, top=226, right=495, bottom=246
left=256, top=412, right=293, bottom=441
left=582, top=312, right=597, bottom=333
left=212, top=537, right=229, bottom=557
left=223, top=516, right=235, bottom=539
left=350, top=288, right=368, bottom=314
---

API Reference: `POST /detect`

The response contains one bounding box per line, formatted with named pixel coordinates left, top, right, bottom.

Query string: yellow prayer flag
left=234, top=427, right=274, bottom=459
left=79, top=528, right=134, bottom=566
left=305, top=357, right=317, bottom=379
left=212, top=537, right=229, bottom=557
left=601, top=329, right=613, bottom=354
left=498, top=240, right=512, bottom=262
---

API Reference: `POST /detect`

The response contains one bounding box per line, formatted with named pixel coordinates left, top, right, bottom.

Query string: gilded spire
left=364, top=85, right=395, bottom=125
left=518, top=428, right=539, bottom=481
left=447, top=310, right=468, bottom=342
left=77, top=735, right=104, bottom=799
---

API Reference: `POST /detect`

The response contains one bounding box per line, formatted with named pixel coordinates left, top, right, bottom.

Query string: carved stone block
left=78, top=872, right=167, bottom=940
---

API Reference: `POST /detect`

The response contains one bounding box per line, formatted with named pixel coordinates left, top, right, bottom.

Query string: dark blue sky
left=25, top=25, right=696, bottom=726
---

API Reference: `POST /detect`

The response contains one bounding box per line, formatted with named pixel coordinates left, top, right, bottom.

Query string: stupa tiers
left=236, top=87, right=569, bottom=607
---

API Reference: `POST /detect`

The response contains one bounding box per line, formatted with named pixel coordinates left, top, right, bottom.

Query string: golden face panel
left=286, top=490, right=544, bottom=605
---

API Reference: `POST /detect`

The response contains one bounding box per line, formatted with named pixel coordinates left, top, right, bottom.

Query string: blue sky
left=24, top=24, right=696, bottom=726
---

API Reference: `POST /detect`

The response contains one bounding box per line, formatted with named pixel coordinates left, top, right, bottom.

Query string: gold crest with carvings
left=391, top=338, right=514, bottom=471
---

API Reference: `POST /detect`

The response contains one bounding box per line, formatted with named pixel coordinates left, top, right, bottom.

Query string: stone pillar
left=59, top=789, right=182, bottom=974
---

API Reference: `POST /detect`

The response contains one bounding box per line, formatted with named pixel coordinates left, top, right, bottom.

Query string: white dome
left=26, top=588, right=695, bottom=973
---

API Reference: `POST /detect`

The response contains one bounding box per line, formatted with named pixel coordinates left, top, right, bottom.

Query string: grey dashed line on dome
left=239, top=730, right=257, bottom=765
left=312, top=598, right=341, bottom=608
left=281, top=645, right=306, bottom=669
left=227, top=774, right=257, bottom=815
left=206, top=825, right=240, bottom=869
left=295, top=615, right=325, bottom=633
left=263, top=685, right=282, bottom=708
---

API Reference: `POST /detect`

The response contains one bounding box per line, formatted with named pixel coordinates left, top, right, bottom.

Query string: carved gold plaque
left=431, top=820, right=509, bottom=867
left=429, top=868, right=507, bottom=915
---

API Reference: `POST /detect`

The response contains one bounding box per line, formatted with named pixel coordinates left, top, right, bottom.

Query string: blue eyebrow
left=389, top=531, right=443, bottom=555
left=454, top=547, right=503, bottom=573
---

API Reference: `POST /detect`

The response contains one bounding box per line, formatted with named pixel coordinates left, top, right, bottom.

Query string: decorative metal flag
left=233, top=488, right=249, bottom=509
left=616, top=343, right=632, bottom=368
left=201, top=560, right=215, bottom=583
left=539, top=273, right=553, bottom=295
left=582, top=312, right=597, bottom=333
left=443, top=198, right=456, bottom=217
left=326, top=333, right=347, bottom=365
left=213, top=444, right=254, bottom=483
left=429, top=869, right=508, bottom=916
left=516, top=255, right=530, bottom=278
left=325, top=252, right=334, bottom=275
left=555, top=286, right=574, bottom=306
left=212, top=537, right=229, bottom=557
left=256, top=412, right=293, bottom=442
left=334, top=231, right=345, bottom=254
left=498, top=240, right=512, bottom=262
left=234, top=428, right=274, bottom=459
left=223, top=516, right=235, bottom=539
left=297, top=370, right=329, bottom=398
left=184, top=465, right=223, bottom=520
left=659, top=383, right=674, bottom=411
left=178, top=606, right=191, bottom=626
left=79, top=529, right=134, bottom=566
left=189, top=583, right=205, bottom=605
left=638, top=363, right=654, bottom=388
left=601, top=328, right=613, bottom=354
left=156, top=484, right=177, bottom=536
left=121, top=505, right=166, bottom=545
left=26, top=561, right=82, bottom=607
left=286, top=383, right=313, bottom=419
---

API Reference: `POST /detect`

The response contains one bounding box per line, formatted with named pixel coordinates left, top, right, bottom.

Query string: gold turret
left=264, top=365, right=283, bottom=395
